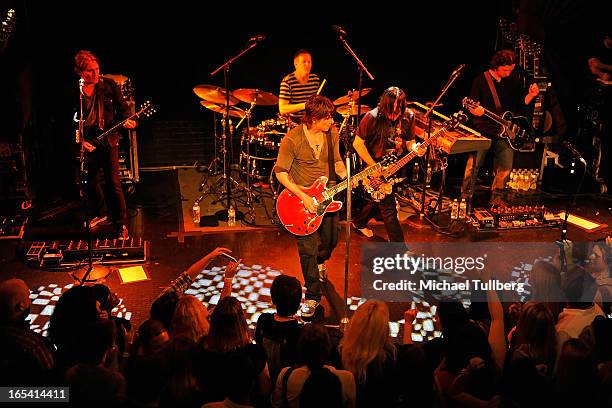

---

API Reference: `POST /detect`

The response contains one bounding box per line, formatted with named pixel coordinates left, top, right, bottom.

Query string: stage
left=1, top=165, right=610, bottom=342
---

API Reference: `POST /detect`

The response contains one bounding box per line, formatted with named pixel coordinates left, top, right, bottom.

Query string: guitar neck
left=481, top=108, right=509, bottom=127
left=384, top=125, right=447, bottom=176
left=323, top=161, right=385, bottom=199
left=95, top=114, right=135, bottom=142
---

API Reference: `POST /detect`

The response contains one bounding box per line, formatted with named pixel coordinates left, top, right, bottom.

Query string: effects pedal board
left=468, top=205, right=561, bottom=231
left=20, top=237, right=148, bottom=269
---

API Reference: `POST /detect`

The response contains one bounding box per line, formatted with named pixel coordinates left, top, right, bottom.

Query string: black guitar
left=87, top=100, right=156, bottom=146
left=462, top=97, right=537, bottom=152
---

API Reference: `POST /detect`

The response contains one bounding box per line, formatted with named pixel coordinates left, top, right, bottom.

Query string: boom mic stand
left=210, top=37, right=262, bottom=223
left=408, top=65, right=464, bottom=228
left=333, top=25, right=375, bottom=331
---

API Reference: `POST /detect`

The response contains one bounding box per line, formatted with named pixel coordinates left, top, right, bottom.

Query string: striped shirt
left=279, top=73, right=320, bottom=121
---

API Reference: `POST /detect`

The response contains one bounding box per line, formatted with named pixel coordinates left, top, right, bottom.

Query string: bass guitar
left=462, top=97, right=536, bottom=152
left=363, top=111, right=467, bottom=201
left=276, top=154, right=398, bottom=236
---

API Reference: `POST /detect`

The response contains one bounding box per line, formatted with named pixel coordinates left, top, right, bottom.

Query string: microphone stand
left=210, top=40, right=259, bottom=223
left=558, top=144, right=589, bottom=275
left=409, top=67, right=463, bottom=228
left=75, top=79, right=96, bottom=285
left=334, top=29, right=375, bottom=331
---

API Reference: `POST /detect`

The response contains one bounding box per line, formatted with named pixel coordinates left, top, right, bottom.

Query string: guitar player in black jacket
left=75, top=50, right=136, bottom=239
left=462, top=49, right=539, bottom=207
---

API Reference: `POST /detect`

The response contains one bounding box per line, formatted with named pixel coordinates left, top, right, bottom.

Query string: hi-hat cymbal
left=333, top=88, right=371, bottom=106
left=336, top=104, right=371, bottom=116
left=193, top=84, right=239, bottom=105
left=233, top=89, right=279, bottom=106
left=200, top=101, right=245, bottom=118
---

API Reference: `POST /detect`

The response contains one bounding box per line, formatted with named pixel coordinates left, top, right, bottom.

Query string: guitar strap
left=96, top=81, right=105, bottom=130
left=484, top=71, right=503, bottom=115
left=326, top=130, right=335, bottom=186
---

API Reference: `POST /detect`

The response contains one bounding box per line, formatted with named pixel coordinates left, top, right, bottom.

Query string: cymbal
left=193, top=84, right=239, bottom=105
left=200, top=101, right=245, bottom=118
left=336, top=104, right=371, bottom=116
left=333, top=88, right=371, bottom=106
left=233, top=88, right=279, bottom=106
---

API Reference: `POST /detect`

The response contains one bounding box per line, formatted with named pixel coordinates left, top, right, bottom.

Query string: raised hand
left=224, top=259, right=243, bottom=280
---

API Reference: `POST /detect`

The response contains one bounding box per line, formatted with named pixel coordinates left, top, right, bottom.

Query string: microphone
left=452, top=64, right=466, bottom=76
left=332, top=25, right=347, bottom=37
left=563, top=141, right=587, bottom=165
left=248, top=34, right=266, bottom=43
left=79, top=78, right=85, bottom=95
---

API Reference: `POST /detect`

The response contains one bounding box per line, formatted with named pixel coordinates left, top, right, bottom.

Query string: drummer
left=279, top=49, right=321, bottom=123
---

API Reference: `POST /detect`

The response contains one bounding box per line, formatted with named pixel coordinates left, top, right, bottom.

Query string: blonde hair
left=340, top=300, right=395, bottom=384
left=170, top=295, right=209, bottom=343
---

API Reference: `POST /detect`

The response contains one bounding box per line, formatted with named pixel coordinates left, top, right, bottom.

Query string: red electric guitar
left=276, top=154, right=397, bottom=236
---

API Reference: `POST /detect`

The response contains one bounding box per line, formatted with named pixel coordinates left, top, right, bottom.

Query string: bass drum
left=239, top=127, right=278, bottom=180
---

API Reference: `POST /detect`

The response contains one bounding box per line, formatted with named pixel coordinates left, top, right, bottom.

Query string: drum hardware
left=333, top=87, right=371, bottom=106
left=193, top=84, right=240, bottom=105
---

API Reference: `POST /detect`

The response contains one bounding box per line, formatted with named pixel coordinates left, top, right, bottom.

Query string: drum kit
left=193, top=83, right=371, bottom=224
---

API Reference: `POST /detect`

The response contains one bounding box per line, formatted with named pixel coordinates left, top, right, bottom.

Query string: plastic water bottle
left=228, top=205, right=236, bottom=226
left=192, top=202, right=200, bottom=226
left=458, top=198, right=467, bottom=220
left=450, top=199, right=459, bottom=220
left=412, top=162, right=419, bottom=183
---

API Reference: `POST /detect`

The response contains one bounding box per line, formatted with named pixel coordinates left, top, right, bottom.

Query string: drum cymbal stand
left=196, top=113, right=243, bottom=204
left=197, top=112, right=224, bottom=193
left=237, top=99, right=265, bottom=223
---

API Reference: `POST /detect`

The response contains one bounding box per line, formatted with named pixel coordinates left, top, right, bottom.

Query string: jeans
left=86, top=139, right=127, bottom=226
left=296, top=211, right=340, bottom=301
left=353, top=188, right=405, bottom=243
left=462, top=138, right=514, bottom=197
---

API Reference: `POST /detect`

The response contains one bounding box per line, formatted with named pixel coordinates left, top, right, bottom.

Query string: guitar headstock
left=461, top=97, right=479, bottom=111
left=135, top=100, right=156, bottom=118
left=0, top=9, right=16, bottom=42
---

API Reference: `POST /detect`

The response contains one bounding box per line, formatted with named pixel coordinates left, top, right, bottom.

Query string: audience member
left=556, top=269, right=605, bottom=347
left=509, top=302, right=558, bottom=376
left=255, top=274, right=303, bottom=382
left=195, top=296, right=272, bottom=405
left=123, top=319, right=171, bottom=406
left=0, top=278, right=54, bottom=385
left=339, top=300, right=398, bottom=407
left=170, top=295, right=210, bottom=343
left=203, top=353, right=259, bottom=408
left=65, top=319, right=126, bottom=407
left=554, top=338, right=601, bottom=407
left=271, top=323, right=355, bottom=408
left=47, top=285, right=102, bottom=374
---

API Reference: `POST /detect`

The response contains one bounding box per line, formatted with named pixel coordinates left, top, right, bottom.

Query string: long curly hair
left=340, top=300, right=395, bottom=384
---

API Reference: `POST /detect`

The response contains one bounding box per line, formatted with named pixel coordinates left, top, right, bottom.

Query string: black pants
left=86, top=141, right=127, bottom=226
left=296, top=211, right=340, bottom=301
left=353, top=189, right=405, bottom=243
